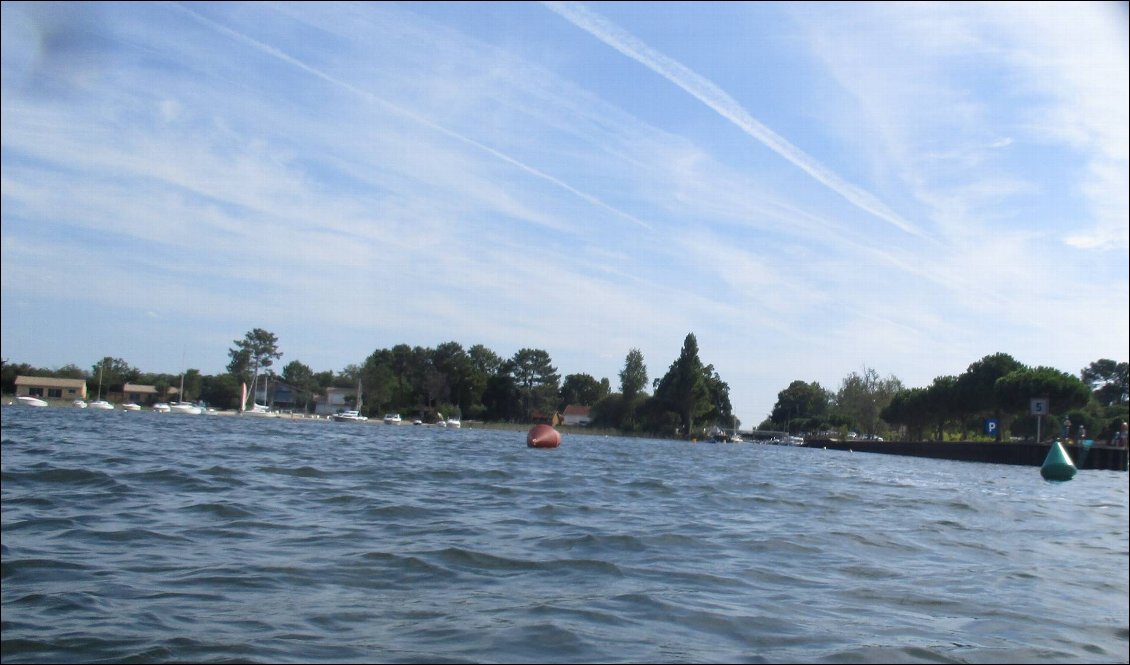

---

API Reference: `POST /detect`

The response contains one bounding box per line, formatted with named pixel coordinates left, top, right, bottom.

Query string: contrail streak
left=168, top=2, right=653, bottom=231
left=544, top=1, right=926, bottom=239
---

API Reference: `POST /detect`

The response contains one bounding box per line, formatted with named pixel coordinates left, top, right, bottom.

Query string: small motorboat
left=332, top=410, right=368, bottom=423
left=169, top=402, right=203, bottom=415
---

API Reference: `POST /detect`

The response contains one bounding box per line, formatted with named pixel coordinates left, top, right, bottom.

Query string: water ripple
left=2, top=407, right=1127, bottom=663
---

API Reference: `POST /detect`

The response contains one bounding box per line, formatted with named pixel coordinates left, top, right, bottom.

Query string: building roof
left=122, top=383, right=159, bottom=394
left=14, top=376, right=87, bottom=389
left=563, top=404, right=592, bottom=416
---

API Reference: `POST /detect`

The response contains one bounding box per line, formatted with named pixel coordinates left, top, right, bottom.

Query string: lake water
left=2, top=406, right=1127, bottom=663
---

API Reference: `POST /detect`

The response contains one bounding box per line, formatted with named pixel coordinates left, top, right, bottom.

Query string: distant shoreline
left=6, top=402, right=1127, bottom=471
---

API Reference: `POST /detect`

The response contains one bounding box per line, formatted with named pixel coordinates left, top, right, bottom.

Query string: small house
left=121, top=383, right=161, bottom=405
left=315, top=386, right=358, bottom=416
left=14, top=376, right=88, bottom=401
left=562, top=404, right=592, bottom=427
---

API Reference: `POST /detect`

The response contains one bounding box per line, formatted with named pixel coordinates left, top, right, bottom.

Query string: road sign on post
left=1031, top=398, right=1049, bottom=442
left=984, top=419, right=998, bottom=436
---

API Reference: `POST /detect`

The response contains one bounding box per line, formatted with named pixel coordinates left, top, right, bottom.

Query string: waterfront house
left=268, top=382, right=298, bottom=410
left=315, top=386, right=358, bottom=416
left=120, top=383, right=161, bottom=405
left=14, top=376, right=88, bottom=401
left=563, top=404, right=593, bottom=427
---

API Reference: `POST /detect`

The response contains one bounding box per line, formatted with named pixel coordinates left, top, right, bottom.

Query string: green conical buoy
left=1040, top=441, right=1077, bottom=481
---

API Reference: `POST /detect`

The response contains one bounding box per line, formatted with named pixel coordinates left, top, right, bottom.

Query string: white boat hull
left=332, top=411, right=368, bottom=422
left=169, top=403, right=203, bottom=415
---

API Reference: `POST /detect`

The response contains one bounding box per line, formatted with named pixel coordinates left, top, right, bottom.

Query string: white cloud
left=2, top=2, right=1126, bottom=422
left=544, top=1, right=927, bottom=240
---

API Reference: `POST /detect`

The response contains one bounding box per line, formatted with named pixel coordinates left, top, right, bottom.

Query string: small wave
left=484, top=620, right=591, bottom=661
left=258, top=465, right=329, bottom=478
left=1, top=557, right=92, bottom=582
left=823, top=644, right=956, bottom=663
left=645, top=532, right=704, bottom=548
left=2, top=467, right=123, bottom=490
left=7, top=590, right=107, bottom=614
left=623, top=478, right=673, bottom=492
left=0, top=495, right=54, bottom=508
left=166, top=568, right=287, bottom=592
left=541, top=532, right=648, bottom=553
left=476, top=468, right=514, bottom=481
left=540, top=557, right=625, bottom=577
left=58, top=527, right=192, bottom=544
left=637, top=566, right=748, bottom=590
left=363, top=504, right=442, bottom=520
left=140, top=590, right=227, bottom=602
left=429, top=546, right=545, bottom=573
left=348, top=551, right=458, bottom=588
left=422, top=546, right=627, bottom=580
left=123, top=468, right=214, bottom=491
left=3, top=516, right=80, bottom=533
left=182, top=502, right=256, bottom=519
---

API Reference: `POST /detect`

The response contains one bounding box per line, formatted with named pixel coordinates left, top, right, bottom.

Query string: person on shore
left=1115, top=421, right=1128, bottom=448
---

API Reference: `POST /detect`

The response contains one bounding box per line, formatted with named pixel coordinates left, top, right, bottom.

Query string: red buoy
left=527, top=424, right=561, bottom=448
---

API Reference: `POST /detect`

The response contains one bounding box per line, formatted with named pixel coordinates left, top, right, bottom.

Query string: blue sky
left=3, top=1, right=1127, bottom=425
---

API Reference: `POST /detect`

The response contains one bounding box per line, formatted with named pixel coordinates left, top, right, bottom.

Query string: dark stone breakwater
left=805, top=439, right=1129, bottom=471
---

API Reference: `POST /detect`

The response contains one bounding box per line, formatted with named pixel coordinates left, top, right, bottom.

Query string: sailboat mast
left=178, top=349, right=186, bottom=404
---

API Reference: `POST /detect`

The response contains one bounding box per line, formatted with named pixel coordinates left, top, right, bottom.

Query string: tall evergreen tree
left=228, top=328, right=282, bottom=410
left=511, top=348, right=560, bottom=420
left=653, top=333, right=711, bottom=438
left=619, top=348, right=648, bottom=401
left=701, top=364, right=735, bottom=429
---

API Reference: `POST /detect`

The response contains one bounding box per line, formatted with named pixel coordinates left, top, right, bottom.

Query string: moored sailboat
left=89, top=359, right=114, bottom=410
left=169, top=367, right=202, bottom=414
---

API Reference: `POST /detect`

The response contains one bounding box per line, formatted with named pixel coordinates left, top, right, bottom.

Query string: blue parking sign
left=984, top=419, right=998, bottom=435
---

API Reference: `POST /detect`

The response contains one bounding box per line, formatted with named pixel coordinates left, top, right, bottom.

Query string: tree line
left=1, top=329, right=734, bottom=439
left=6, top=336, right=1124, bottom=442
left=760, top=353, right=1129, bottom=443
